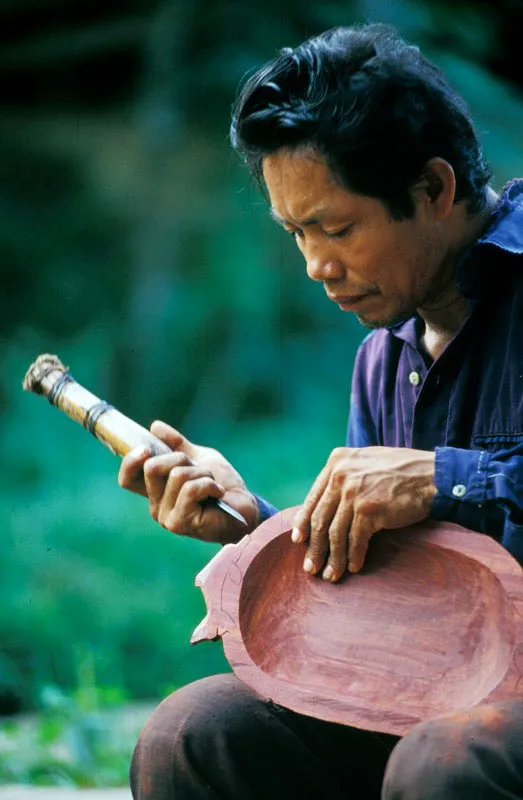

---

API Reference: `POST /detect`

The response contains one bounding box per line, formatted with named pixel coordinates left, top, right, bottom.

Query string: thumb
left=150, top=420, right=197, bottom=459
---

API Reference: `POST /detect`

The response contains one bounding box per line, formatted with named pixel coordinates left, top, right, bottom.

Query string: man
left=119, top=24, right=523, bottom=799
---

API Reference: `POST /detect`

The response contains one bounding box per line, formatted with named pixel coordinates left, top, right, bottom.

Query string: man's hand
left=291, top=447, right=437, bottom=581
left=118, top=420, right=259, bottom=545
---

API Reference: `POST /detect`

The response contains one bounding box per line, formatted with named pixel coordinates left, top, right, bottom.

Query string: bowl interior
left=239, top=530, right=515, bottom=718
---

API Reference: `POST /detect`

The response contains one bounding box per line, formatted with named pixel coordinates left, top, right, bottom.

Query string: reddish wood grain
left=192, top=507, right=523, bottom=735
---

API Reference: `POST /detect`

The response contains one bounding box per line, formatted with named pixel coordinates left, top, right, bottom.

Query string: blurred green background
left=1, top=0, right=523, bottom=786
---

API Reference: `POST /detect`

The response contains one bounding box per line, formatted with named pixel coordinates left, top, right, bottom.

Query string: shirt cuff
left=430, top=446, right=490, bottom=520
left=252, top=494, right=279, bottom=525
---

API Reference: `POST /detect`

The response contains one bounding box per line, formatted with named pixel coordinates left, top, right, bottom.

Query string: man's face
left=263, top=148, right=450, bottom=328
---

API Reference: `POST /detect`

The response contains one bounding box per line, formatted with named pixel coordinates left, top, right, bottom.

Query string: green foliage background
left=1, top=0, right=523, bottom=784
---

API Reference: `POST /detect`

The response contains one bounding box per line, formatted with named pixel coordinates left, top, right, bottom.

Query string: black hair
left=230, top=24, right=491, bottom=219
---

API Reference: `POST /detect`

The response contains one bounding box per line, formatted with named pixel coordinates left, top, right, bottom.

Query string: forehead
left=263, top=148, right=337, bottom=196
left=262, top=148, right=360, bottom=223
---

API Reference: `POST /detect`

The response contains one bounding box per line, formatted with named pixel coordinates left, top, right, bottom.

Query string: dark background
left=1, top=0, right=523, bottom=784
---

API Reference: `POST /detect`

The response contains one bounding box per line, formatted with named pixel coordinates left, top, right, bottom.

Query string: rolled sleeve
left=431, top=446, right=490, bottom=519
left=253, top=494, right=279, bottom=524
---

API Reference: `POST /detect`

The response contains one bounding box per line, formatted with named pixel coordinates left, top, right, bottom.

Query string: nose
left=304, top=240, right=345, bottom=283
left=306, top=252, right=345, bottom=283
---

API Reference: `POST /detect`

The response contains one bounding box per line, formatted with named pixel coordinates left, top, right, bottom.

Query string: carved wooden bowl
left=192, top=507, right=523, bottom=735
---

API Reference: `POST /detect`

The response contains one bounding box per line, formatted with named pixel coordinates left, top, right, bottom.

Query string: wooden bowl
left=191, top=507, right=523, bottom=735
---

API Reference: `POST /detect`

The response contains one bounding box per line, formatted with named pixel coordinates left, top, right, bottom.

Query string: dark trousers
left=130, top=674, right=523, bottom=799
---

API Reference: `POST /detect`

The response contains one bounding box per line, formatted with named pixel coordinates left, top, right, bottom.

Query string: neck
left=418, top=188, right=498, bottom=359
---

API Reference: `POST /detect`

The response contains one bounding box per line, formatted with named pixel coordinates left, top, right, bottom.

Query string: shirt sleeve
left=252, top=494, right=279, bottom=523
left=430, top=444, right=523, bottom=563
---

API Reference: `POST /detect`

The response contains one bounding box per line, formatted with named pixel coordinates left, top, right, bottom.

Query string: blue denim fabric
left=253, top=493, right=279, bottom=524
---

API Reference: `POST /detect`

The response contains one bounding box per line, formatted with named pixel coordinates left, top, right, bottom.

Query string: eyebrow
left=270, top=208, right=330, bottom=227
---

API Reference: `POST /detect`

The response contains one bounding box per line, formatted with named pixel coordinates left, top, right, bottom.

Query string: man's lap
left=130, top=673, right=398, bottom=799
left=130, top=673, right=523, bottom=800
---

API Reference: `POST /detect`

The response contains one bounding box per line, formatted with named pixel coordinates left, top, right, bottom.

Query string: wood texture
left=192, top=507, right=523, bottom=735
left=23, top=353, right=247, bottom=525
left=23, top=353, right=172, bottom=458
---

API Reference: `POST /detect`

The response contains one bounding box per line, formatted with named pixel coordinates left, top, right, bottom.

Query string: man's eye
left=325, top=226, right=352, bottom=240
left=286, top=229, right=304, bottom=239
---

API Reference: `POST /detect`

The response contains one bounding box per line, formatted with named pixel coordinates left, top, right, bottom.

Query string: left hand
left=291, top=446, right=437, bottom=581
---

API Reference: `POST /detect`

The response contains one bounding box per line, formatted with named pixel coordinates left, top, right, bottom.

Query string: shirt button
left=452, top=483, right=467, bottom=498
left=409, top=371, right=421, bottom=386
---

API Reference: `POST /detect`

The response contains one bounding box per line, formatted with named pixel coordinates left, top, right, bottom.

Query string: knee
left=130, top=673, right=263, bottom=797
left=382, top=714, right=477, bottom=800
left=383, top=702, right=523, bottom=799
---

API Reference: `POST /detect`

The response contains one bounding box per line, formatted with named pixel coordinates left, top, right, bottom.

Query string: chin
left=355, top=308, right=414, bottom=330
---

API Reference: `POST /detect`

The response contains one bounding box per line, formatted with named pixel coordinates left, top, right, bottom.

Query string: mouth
left=327, top=294, right=368, bottom=310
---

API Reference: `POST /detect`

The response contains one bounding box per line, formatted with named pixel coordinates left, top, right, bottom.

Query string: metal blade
left=216, top=498, right=248, bottom=526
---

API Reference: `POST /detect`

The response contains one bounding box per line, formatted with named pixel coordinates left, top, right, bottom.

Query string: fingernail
left=303, top=558, right=314, bottom=573
left=323, top=565, right=334, bottom=581
left=291, top=528, right=302, bottom=543
left=216, top=484, right=226, bottom=493
left=348, top=561, right=358, bottom=574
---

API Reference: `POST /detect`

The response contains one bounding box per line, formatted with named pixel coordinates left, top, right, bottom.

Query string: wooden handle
left=23, top=354, right=248, bottom=526
left=23, top=353, right=171, bottom=457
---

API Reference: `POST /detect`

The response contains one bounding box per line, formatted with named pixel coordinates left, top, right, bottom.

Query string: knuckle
left=146, top=453, right=188, bottom=478
left=310, top=511, right=327, bottom=536
left=308, top=530, right=329, bottom=558
left=183, top=477, right=206, bottom=499
left=117, top=468, right=128, bottom=489
left=149, top=498, right=161, bottom=521
left=168, top=465, right=191, bottom=484
left=328, top=525, right=346, bottom=551
left=157, top=506, right=179, bottom=533
left=331, top=468, right=347, bottom=489
left=356, top=497, right=379, bottom=516
left=143, top=458, right=160, bottom=479
left=342, top=482, right=357, bottom=501
left=310, top=501, right=330, bottom=525
left=164, top=516, right=180, bottom=534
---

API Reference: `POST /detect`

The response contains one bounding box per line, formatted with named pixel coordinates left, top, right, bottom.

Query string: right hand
left=118, top=420, right=259, bottom=545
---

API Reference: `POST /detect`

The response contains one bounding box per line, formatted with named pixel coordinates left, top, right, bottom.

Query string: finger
left=322, top=505, right=353, bottom=582
left=118, top=445, right=151, bottom=497
left=161, top=476, right=226, bottom=536
left=158, top=465, right=219, bottom=525
left=348, top=514, right=376, bottom=574
left=144, top=452, right=195, bottom=519
left=150, top=420, right=197, bottom=460
left=292, top=466, right=330, bottom=544
left=304, top=490, right=340, bottom=575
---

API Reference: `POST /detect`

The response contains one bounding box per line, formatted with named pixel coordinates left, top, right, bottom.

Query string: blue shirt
left=257, top=180, right=523, bottom=564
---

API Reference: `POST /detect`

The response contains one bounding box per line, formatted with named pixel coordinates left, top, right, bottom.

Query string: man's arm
left=431, top=444, right=523, bottom=562
left=291, top=445, right=437, bottom=580
left=293, top=372, right=523, bottom=579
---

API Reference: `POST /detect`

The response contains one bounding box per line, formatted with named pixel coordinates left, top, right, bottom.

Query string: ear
left=412, top=158, right=456, bottom=221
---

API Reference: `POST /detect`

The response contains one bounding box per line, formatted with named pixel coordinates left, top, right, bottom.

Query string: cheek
left=351, top=237, right=407, bottom=288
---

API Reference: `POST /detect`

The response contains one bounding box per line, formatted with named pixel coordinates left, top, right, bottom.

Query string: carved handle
left=23, top=354, right=247, bottom=525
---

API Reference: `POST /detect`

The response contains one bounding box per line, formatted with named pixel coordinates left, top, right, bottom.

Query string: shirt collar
left=389, top=179, right=523, bottom=344
left=476, top=178, right=523, bottom=254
